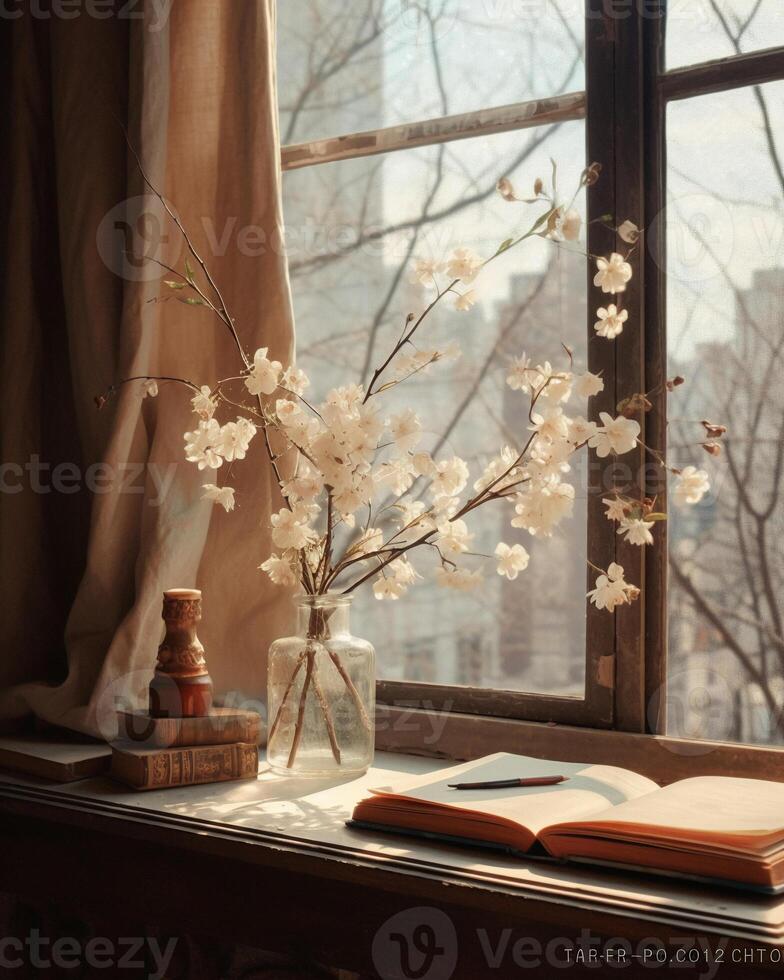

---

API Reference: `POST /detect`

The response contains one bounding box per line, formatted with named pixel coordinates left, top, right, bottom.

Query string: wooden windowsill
left=375, top=704, right=784, bottom=784
left=1, top=749, right=783, bottom=975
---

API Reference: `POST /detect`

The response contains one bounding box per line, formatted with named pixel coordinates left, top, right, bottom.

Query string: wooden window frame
left=279, top=1, right=784, bottom=744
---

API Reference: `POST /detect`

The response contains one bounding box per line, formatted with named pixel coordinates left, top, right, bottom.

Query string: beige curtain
left=0, top=0, right=294, bottom=737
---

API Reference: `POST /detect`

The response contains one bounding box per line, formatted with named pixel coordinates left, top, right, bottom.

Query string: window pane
left=282, top=124, right=588, bottom=694
left=665, top=81, right=784, bottom=745
left=277, top=1, right=584, bottom=144
left=666, top=1, right=784, bottom=71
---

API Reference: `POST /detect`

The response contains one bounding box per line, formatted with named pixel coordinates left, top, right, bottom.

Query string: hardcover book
left=350, top=752, right=784, bottom=893
left=0, top=735, right=111, bottom=782
left=116, top=708, right=262, bottom=748
left=110, top=742, right=259, bottom=790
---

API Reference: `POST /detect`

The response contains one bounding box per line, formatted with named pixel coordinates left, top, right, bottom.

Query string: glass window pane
left=282, top=124, right=588, bottom=695
left=666, top=1, right=784, bottom=71
left=277, top=0, right=584, bottom=144
left=665, top=81, right=784, bottom=745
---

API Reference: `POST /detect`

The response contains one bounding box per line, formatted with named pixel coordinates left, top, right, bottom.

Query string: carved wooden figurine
left=149, top=588, right=213, bottom=718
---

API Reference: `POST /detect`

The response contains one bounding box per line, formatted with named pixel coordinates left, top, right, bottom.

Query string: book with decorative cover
left=116, top=708, right=262, bottom=749
left=110, top=742, right=258, bottom=790
left=350, top=753, right=784, bottom=893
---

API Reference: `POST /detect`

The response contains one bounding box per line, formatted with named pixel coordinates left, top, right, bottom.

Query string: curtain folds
left=0, top=0, right=294, bottom=737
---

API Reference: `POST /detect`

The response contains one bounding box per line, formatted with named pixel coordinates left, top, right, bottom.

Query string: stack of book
left=110, top=708, right=261, bottom=791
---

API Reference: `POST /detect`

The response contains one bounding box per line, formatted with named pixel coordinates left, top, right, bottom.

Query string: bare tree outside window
left=665, top=3, right=784, bottom=746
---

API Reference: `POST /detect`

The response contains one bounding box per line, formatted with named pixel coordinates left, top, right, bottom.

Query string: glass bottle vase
left=267, top=594, right=375, bottom=776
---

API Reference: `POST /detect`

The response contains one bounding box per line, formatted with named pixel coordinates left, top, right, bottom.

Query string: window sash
left=640, top=2, right=784, bottom=737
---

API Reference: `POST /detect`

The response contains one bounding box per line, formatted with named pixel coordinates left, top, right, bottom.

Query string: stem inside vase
left=267, top=593, right=375, bottom=775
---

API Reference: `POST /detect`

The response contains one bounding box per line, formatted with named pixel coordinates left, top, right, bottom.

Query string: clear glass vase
left=267, top=594, right=375, bottom=776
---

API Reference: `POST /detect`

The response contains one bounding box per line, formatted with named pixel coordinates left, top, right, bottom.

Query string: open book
left=350, top=753, right=784, bottom=893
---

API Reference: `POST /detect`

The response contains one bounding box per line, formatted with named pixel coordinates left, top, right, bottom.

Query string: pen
left=448, top=775, right=568, bottom=790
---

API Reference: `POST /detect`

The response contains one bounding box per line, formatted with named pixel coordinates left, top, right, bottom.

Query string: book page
left=368, top=753, right=658, bottom=837
left=543, top=776, right=784, bottom=852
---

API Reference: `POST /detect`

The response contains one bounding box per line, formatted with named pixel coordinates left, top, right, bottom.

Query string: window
left=653, top=10, right=784, bottom=747
left=276, top=1, right=784, bottom=748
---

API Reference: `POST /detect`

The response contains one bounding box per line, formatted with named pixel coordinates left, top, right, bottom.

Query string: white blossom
left=512, top=482, right=575, bottom=537
left=506, top=354, right=532, bottom=392
left=673, top=466, right=710, bottom=506
left=142, top=379, right=158, bottom=398
left=594, top=304, right=628, bottom=339
left=245, top=347, right=282, bottom=396
left=530, top=362, right=572, bottom=405
left=573, top=371, right=604, bottom=399
left=454, top=289, right=477, bottom=312
left=431, top=456, right=469, bottom=498
left=281, top=462, right=324, bottom=503
left=217, top=417, right=256, bottom=462
left=395, top=499, right=434, bottom=536
left=495, top=542, right=530, bottom=580
left=436, top=518, right=474, bottom=556
left=275, top=398, right=303, bottom=428
left=569, top=416, right=598, bottom=444
left=529, top=407, right=570, bottom=443
left=587, top=562, right=638, bottom=612
left=594, top=252, right=632, bottom=294
left=549, top=207, right=582, bottom=242
left=473, top=446, right=519, bottom=493
left=323, top=383, right=364, bottom=415
left=332, top=470, right=376, bottom=517
left=618, top=517, right=654, bottom=546
left=409, top=257, right=445, bottom=287
left=432, top=494, right=460, bottom=519
left=588, top=413, right=640, bottom=458
left=191, top=385, right=217, bottom=419
left=560, top=208, right=582, bottom=241
left=352, top=527, right=384, bottom=557
left=411, top=452, right=435, bottom=477
left=435, top=566, right=483, bottom=592
left=530, top=437, right=572, bottom=480
left=372, top=557, right=420, bottom=600
left=281, top=365, right=310, bottom=395
left=618, top=220, right=640, bottom=244
left=394, top=348, right=438, bottom=378
left=389, top=557, right=421, bottom=587
left=602, top=496, right=629, bottom=522
left=389, top=409, right=422, bottom=454
left=184, top=418, right=223, bottom=470
left=376, top=456, right=416, bottom=496
left=260, top=552, right=298, bottom=587
left=446, top=247, right=483, bottom=283
left=373, top=575, right=405, bottom=600
left=202, top=483, right=235, bottom=512
left=270, top=507, right=317, bottom=551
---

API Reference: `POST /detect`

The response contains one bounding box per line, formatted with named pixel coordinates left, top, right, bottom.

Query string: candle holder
left=149, top=588, right=213, bottom=718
